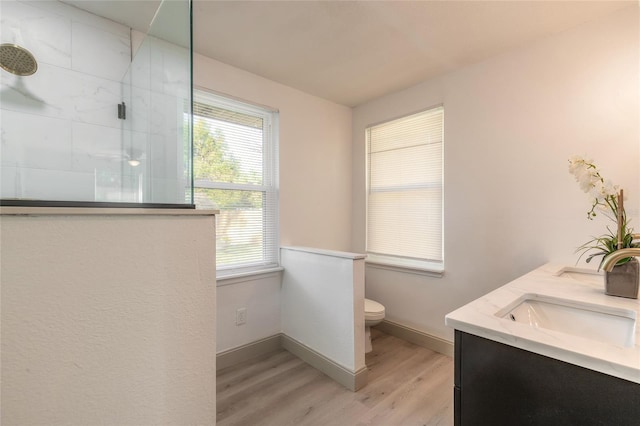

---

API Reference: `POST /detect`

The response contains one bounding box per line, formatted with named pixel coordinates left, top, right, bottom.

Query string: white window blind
left=366, top=106, right=444, bottom=272
left=193, top=90, right=279, bottom=276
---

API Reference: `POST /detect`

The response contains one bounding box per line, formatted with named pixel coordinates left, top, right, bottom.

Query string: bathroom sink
left=498, top=295, right=636, bottom=347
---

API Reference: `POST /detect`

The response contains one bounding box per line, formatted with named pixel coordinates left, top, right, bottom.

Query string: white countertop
left=445, top=263, right=640, bottom=384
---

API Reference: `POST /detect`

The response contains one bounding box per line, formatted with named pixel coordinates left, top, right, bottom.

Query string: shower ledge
left=0, top=207, right=218, bottom=216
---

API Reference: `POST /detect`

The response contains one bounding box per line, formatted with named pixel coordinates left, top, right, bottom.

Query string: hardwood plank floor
left=217, top=329, right=454, bottom=426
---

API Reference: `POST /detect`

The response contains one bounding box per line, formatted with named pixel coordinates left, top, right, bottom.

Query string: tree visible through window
left=193, top=91, right=278, bottom=275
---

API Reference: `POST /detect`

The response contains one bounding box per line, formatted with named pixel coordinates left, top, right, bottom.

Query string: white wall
left=194, top=53, right=353, bottom=251
left=0, top=212, right=217, bottom=425
left=352, top=6, right=639, bottom=341
left=216, top=272, right=282, bottom=353
left=280, top=247, right=365, bottom=372
left=194, top=53, right=354, bottom=352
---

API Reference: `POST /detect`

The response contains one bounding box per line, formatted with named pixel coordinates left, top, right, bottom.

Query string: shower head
left=0, top=44, right=37, bottom=76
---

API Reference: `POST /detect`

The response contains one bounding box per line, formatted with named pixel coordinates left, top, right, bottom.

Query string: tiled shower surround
left=0, top=0, right=190, bottom=204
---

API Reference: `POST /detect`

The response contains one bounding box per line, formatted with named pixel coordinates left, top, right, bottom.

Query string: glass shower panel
left=0, top=0, right=192, bottom=206
left=119, top=0, right=193, bottom=204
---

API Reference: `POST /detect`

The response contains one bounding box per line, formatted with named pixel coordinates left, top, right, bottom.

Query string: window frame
left=365, top=105, right=444, bottom=276
left=192, top=88, right=279, bottom=278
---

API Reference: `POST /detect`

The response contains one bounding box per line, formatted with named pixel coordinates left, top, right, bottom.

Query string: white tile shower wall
left=20, top=167, right=95, bottom=201
left=129, top=34, right=151, bottom=91
left=1, top=109, right=72, bottom=170
left=70, top=122, right=123, bottom=173
left=20, top=0, right=131, bottom=35
left=128, top=85, right=151, bottom=134
left=71, top=21, right=129, bottom=81
left=150, top=91, right=182, bottom=135
left=0, top=1, right=71, bottom=69
left=1, top=167, right=19, bottom=199
left=0, top=63, right=121, bottom=128
left=0, top=0, right=130, bottom=201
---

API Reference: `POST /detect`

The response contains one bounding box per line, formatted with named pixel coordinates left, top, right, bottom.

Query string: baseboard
left=217, top=334, right=367, bottom=391
left=281, top=335, right=368, bottom=391
left=216, top=334, right=283, bottom=371
left=375, top=320, right=454, bottom=357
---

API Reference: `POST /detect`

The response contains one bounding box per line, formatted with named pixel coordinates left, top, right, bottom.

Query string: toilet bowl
left=364, top=298, right=385, bottom=353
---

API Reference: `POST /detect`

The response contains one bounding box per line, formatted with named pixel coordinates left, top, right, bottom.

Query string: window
left=366, top=106, right=444, bottom=273
left=193, top=90, right=279, bottom=276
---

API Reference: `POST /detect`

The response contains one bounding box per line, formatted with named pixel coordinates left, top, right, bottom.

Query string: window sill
left=365, top=261, right=444, bottom=278
left=216, top=266, right=284, bottom=287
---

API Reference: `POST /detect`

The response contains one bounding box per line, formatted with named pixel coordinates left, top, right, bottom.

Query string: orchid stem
left=617, top=189, right=624, bottom=250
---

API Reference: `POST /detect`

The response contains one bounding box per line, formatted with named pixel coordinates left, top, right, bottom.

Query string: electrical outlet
left=235, top=307, right=247, bottom=326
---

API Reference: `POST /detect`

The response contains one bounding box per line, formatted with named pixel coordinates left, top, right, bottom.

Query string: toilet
left=364, top=298, right=385, bottom=353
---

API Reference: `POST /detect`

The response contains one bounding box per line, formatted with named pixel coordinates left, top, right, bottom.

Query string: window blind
left=193, top=90, right=279, bottom=275
left=366, top=106, right=443, bottom=271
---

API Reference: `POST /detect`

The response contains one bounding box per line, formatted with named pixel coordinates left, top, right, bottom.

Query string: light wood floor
left=216, top=329, right=454, bottom=426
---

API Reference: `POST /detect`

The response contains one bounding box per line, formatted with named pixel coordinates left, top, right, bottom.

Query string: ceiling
left=65, top=0, right=634, bottom=107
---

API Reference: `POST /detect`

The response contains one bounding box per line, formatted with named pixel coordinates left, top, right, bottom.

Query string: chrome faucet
left=601, top=234, right=640, bottom=272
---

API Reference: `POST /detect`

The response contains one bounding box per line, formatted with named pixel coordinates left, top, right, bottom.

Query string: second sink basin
left=497, top=295, right=636, bottom=348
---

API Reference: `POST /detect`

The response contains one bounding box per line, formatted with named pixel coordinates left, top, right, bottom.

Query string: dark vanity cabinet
left=454, top=330, right=640, bottom=426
